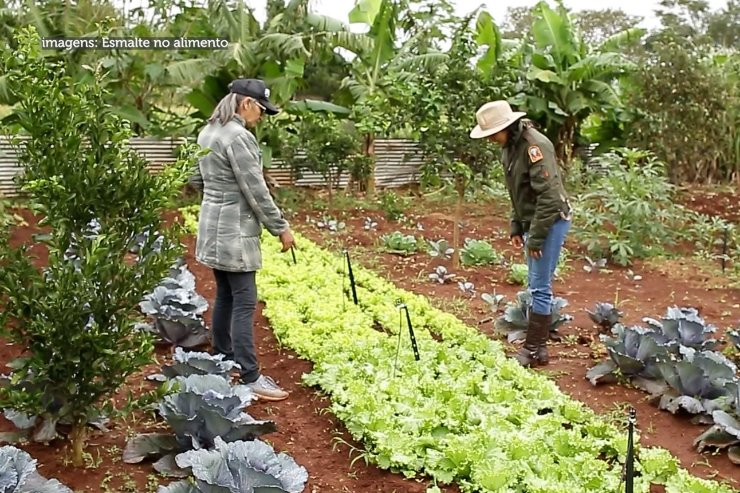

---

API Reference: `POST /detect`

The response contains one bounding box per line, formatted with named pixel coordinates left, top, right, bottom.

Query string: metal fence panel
left=0, top=136, right=426, bottom=197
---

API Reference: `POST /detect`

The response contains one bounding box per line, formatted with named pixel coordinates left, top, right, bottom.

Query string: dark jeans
left=212, top=269, right=260, bottom=383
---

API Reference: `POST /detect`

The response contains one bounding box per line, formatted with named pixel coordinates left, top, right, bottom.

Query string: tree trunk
left=452, top=177, right=465, bottom=268
left=71, top=423, right=86, bottom=467
left=556, top=117, right=577, bottom=169
left=326, top=171, right=334, bottom=216
left=363, top=133, right=376, bottom=197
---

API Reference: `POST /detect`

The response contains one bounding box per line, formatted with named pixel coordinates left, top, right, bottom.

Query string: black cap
left=228, top=78, right=279, bottom=115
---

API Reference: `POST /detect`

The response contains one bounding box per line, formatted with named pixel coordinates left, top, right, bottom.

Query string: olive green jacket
left=502, top=120, right=571, bottom=251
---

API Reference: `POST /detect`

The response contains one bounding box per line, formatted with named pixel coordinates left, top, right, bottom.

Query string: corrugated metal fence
left=0, top=135, right=425, bottom=198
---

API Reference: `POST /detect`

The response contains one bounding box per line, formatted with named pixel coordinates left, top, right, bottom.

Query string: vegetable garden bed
left=0, top=208, right=426, bottom=492
left=272, top=195, right=740, bottom=490
left=2, top=196, right=738, bottom=492
left=242, top=227, right=738, bottom=492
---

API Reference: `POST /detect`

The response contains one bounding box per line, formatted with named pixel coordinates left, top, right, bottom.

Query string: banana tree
left=509, top=1, right=644, bottom=166
left=176, top=0, right=350, bottom=167
left=331, top=0, right=448, bottom=196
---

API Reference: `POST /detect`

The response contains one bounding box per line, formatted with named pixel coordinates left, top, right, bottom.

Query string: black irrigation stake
left=721, top=227, right=729, bottom=273
left=402, top=304, right=421, bottom=362
left=624, top=407, right=636, bottom=493
left=344, top=248, right=359, bottom=305
left=392, top=300, right=421, bottom=379
left=341, top=250, right=346, bottom=312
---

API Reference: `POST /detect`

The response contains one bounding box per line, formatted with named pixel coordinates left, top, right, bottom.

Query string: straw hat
left=469, top=101, right=526, bottom=139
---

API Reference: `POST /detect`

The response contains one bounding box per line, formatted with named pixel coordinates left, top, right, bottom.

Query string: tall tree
left=501, top=6, right=535, bottom=40
left=654, top=0, right=712, bottom=37
left=654, top=0, right=740, bottom=48
left=574, top=9, right=642, bottom=45
left=705, top=0, right=740, bottom=47
left=503, top=5, right=642, bottom=46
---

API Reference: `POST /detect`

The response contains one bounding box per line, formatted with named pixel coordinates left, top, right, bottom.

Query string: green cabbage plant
left=161, top=437, right=308, bottom=493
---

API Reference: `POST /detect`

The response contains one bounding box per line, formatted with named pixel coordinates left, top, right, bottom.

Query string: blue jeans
left=525, top=218, right=571, bottom=315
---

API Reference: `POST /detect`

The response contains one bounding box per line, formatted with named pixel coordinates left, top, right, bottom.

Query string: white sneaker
left=246, top=375, right=289, bottom=401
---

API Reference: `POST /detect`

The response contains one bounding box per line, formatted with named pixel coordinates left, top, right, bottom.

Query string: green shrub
left=0, top=27, right=197, bottom=466
left=281, top=111, right=363, bottom=214
left=460, top=238, right=500, bottom=266
left=626, top=40, right=739, bottom=184
left=378, top=190, right=407, bottom=221
left=573, top=148, right=723, bottom=266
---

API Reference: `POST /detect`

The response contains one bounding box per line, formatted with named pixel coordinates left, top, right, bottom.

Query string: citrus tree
left=281, top=109, right=365, bottom=214
left=408, top=13, right=513, bottom=266
left=0, top=27, right=198, bottom=466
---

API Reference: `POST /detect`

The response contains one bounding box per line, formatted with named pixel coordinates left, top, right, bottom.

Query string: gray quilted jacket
left=189, top=115, right=289, bottom=272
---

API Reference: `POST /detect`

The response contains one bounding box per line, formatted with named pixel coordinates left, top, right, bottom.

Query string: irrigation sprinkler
left=622, top=407, right=636, bottom=493
left=344, top=248, right=359, bottom=305
left=393, top=300, right=421, bottom=378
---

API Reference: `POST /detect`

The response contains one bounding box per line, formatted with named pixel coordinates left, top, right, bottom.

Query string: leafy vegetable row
left=123, top=348, right=309, bottom=493
left=246, top=226, right=738, bottom=493
left=587, top=307, right=740, bottom=465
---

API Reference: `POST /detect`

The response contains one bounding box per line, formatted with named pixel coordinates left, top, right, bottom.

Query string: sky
left=116, top=0, right=730, bottom=29
left=243, top=0, right=728, bottom=29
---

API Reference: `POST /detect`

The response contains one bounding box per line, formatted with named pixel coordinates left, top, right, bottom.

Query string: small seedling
left=363, top=217, right=378, bottom=231
left=458, top=281, right=475, bottom=296
left=429, top=266, right=455, bottom=284
left=583, top=256, right=607, bottom=273
left=317, top=216, right=345, bottom=232
left=586, top=302, right=624, bottom=333
left=427, top=239, right=454, bottom=260
left=481, top=292, right=506, bottom=312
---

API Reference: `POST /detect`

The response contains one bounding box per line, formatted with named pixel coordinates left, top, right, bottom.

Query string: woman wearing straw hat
left=190, top=78, right=295, bottom=400
left=470, top=101, right=572, bottom=368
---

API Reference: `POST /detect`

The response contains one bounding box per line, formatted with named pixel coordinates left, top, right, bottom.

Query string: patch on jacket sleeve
left=528, top=145, right=544, bottom=163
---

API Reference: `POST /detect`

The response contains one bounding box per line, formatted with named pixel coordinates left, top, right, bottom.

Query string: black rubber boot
left=514, top=312, right=551, bottom=367
left=535, top=313, right=551, bottom=365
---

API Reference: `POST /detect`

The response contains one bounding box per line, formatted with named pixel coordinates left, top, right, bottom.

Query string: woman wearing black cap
left=189, top=78, right=294, bottom=401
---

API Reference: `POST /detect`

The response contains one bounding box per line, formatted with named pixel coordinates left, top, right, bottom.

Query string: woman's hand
left=528, top=248, right=542, bottom=260
left=279, top=229, right=296, bottom=252
left=511, top=235, right=524, bottom=249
